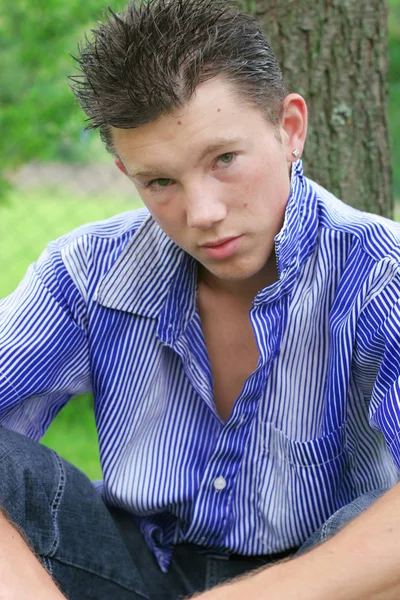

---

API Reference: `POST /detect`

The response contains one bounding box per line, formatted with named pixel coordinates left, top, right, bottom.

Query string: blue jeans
left=0, top=428, right=388, bottom=599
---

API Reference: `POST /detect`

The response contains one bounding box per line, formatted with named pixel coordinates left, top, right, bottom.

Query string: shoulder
left=308, top=178, right=400, bottom=265
left=44, top=207, right=152, bottom=275
left=31, top=207, right=155, bottom=309
left=54, top=207, right=151, bottom=249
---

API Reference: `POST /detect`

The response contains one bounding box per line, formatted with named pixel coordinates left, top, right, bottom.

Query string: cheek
left=250, top=164, right=288, bottom=196
left=233, top=169, right=268, bottom=210
left=140, top=198, right=184, bottom=238
left=238, top=167, right=289, bottom=223
left=146, top=207, right=170, bottom=232
left=134, top=184, right=182, bottom=235
left=138, top=195, right=164, bottom=227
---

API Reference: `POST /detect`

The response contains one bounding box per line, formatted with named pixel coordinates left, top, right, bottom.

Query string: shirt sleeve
left=0, top=238, right=91, bottom=440
left=356, top=270, right=400, bottom=469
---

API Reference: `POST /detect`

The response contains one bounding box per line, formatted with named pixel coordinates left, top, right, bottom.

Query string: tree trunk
left=241, top=0, right=393, bottom=217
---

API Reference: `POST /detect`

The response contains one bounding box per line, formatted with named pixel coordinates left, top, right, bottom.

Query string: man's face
left=112, top=78, right=301, bottom=288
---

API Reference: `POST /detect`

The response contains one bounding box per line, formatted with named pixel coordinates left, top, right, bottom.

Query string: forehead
left=111, top=78, right=272, bottom=171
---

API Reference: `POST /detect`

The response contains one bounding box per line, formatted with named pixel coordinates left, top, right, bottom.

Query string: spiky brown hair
left=70, top=0, right=287, bottom=153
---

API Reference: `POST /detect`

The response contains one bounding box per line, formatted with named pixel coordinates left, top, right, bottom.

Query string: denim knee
left=318, top=488, right=388, bottom=540
left=296, top=488, right=389, bottom=555
left=0, top=427, right=64, bottom=557
left=0, top=427, right=149, bottom=599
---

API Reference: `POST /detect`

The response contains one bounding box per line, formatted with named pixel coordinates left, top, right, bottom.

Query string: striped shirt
left=1, top=160, right=400, bottom=572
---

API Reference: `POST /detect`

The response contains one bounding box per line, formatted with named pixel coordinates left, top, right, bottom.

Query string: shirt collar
left=253, top=159, right=318, bottom=304
left=94, top=215, right=188, bottom=318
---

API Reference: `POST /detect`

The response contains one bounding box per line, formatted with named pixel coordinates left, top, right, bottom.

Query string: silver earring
left=292, top=149, right=301, bottom=158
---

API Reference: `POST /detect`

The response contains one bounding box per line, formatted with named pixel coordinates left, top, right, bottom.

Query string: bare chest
left=198, top=294, right=259, bottom=422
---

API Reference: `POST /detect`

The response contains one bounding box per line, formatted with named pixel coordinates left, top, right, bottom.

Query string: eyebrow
left=129, top=136, right=243, bottom=179
left=198, top=136, right=242, bottom=161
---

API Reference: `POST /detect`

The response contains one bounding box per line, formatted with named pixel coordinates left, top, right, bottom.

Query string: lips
left=201, top=236, right=239, bottom=248
left=200, top=235, right=243, bottom=260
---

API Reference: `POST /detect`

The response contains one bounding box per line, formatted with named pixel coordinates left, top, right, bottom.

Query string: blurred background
left=1, top=0, right=400, bottom=480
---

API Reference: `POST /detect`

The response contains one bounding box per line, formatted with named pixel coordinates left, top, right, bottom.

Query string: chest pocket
left=256, top=422, right=350, bottom=553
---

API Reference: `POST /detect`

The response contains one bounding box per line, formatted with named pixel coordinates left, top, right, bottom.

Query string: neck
left=197, top=253, right=278, bottom=306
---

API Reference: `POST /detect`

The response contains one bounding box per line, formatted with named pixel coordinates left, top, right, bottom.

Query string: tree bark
left=241, top=0, right=393, bottom=217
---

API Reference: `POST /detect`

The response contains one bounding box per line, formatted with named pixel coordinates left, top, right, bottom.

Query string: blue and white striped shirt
left=1, top=160, right=400, bottom=571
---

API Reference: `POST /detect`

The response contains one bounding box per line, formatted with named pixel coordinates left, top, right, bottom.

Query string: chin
left=208, top=265, right=262, bottom=282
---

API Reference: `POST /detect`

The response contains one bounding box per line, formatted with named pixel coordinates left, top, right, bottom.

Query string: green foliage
left=0, top=0, right=120, bottom=195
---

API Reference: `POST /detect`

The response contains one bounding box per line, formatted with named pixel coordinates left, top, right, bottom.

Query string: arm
left=197, top=481, right=400, bottom=600
left=0, top=239, right=91, bottom=438
left=0, top=511, right=67, bottom=599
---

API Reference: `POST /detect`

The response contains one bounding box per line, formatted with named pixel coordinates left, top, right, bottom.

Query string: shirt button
left=213, top=476, right=227, bottom=491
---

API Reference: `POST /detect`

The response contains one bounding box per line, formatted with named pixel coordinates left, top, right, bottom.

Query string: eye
left=215, top=152, right=236, bottom=167
left=146, top=178, right=173, bottom=190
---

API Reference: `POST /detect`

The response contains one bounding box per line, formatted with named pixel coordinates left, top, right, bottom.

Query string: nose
left=185, top=182, right=227, bottom=230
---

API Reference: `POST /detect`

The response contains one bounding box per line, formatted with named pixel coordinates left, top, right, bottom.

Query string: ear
left=114, top=157, right=128, bottom=175
left=279, top=94, right=308, bottom=163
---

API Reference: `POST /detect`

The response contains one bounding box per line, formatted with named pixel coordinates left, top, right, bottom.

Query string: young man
left=1, top=1, right=400, bottom=598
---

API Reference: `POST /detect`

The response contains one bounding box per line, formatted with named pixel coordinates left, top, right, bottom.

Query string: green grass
left=0, top=188, right=142, bottom=298
left=0, top=188, right=143, bottom=480
left=42, top=395, right=102, bottom=480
